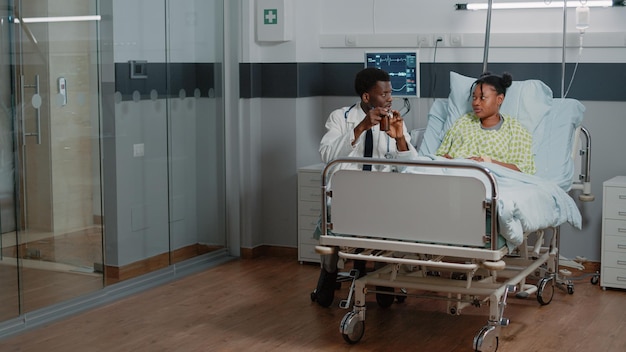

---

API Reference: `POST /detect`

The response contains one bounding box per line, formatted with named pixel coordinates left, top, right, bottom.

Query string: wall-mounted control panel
left=129, top=60, right=148, bottom=79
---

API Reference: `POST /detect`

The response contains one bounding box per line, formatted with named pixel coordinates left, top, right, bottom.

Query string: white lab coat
left=319, top=102, right=418, bottom=171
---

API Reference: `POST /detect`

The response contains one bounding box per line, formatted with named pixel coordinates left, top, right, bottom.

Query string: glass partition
left=166, top=0, right=226, bottom=263
left=4, top=0, right=104, bottom=314
left=0, top=0, right=227, bottom=326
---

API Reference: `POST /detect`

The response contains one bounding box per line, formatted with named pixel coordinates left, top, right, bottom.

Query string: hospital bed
left=315, top=72, right=593, bottom=351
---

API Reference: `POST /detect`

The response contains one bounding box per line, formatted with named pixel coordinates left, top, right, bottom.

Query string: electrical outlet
left=417, top=35, right=430, bottom=47
left=449, top=33, right=463, bottom=47
left=433, top=33, right=446, bottom=46
left=133, top=143, right=144, bottom=157
left=345, top=35, right=357, bottom=47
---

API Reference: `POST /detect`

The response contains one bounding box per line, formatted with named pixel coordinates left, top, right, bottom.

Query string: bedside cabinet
left=297, top=163, right=325, bottom=264
left=601, top=176, right=626, bottom=290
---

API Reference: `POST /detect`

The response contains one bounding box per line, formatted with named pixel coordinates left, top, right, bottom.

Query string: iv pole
left=561, top=2, right=567, bottom=98
left=482, top=0, right=493, bottom=72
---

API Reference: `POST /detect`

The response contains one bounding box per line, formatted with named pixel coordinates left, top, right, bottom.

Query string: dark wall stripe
left=115, top=63, right=216, bottom=101
left=115, top=62, right=625, bottom=101
left=238, top=62, right=626, bottom=101
left=422, top=63, right=626, bottom=101
left=239, top=63, right=363, bottom=98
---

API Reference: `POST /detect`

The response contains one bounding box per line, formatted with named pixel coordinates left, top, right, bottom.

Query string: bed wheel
left=567, top=284, right=574, bottom=295
left=537, top=277, right=555, bottom=305
left=340, top=311, right=365, bottom=344
left=591, top=272, right=599, bottom=285
left=396, top=288, right=408, bottom=303
left=375, top=286, right=395, bottom=308
left=473, top=325, right=499, bottom=352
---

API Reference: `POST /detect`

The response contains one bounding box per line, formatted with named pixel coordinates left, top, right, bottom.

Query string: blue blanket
left=406, top=156, right=582, bottom=252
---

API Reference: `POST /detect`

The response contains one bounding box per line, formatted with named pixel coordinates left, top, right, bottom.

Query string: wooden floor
left=0, top=227, right=104, bottom=317
left=0, top=256, right=624, bottom=351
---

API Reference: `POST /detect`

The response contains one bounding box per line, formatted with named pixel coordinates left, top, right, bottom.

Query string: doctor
left=314, top=67, right=418, bottom=308
left=319, top=67, right=418, bottom=170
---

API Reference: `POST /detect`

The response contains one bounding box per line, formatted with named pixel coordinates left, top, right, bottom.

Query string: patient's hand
left=468, top=156, right=487, bottom=162
left=442, top=154, right=452, bottom=159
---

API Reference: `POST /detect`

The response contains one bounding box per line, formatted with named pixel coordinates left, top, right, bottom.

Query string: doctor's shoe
left=311, top=268, right=337, bottom=308
left=353, top=259, right=367, bottom=278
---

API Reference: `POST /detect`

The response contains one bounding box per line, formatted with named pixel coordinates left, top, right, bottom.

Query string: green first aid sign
left=263, top=9, right=278, bottom=24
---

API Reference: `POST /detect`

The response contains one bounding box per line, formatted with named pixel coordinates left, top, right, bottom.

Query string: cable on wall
left=430, top=37, right=442, bottom=97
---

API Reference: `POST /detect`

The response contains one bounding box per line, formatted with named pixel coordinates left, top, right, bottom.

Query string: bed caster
left=375, top=286, right=395, bottom=308
left=340, top=311, right=365, bottom=344
left=590, top=272, right=600, bottom=285
left=537, top=277, right=554, bottom=305
left=473, top=325, right=499, bottom=352
left=567, top=284, right=574, bottom=295
left=396, top=288, right=407, bottom=303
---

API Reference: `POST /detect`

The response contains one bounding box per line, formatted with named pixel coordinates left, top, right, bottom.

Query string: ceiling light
left=455, top=1, right=618, bottom=10
left=13, top=15, right=101, bottom=24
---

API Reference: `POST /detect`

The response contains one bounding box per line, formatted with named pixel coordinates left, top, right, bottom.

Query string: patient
left=436, top=72, right=536, bottom=174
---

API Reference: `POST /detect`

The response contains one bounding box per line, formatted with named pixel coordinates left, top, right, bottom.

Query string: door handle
left=20, top=74, right=42, bottom=145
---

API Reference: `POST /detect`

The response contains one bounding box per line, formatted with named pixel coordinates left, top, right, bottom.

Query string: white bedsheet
left=405, top=156, right=582, bottom=252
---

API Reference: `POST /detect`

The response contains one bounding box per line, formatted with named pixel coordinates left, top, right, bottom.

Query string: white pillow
left=418, top=99, right=448, bottom=155
left=446, top=71, right=554, bottom=136
left=533, top=98, right=585, bottom=190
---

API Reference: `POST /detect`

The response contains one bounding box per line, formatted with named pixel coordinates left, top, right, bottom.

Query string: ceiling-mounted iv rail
left=21, top=75, right=42, bottom=145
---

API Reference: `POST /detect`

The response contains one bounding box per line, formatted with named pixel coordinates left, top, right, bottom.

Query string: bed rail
left=571, top=126, right=594, bottom=201
left=320, top=157, right=500, bottom=250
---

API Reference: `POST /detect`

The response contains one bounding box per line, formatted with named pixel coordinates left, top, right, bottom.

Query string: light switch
left=133, top=143, right=144, bottom=157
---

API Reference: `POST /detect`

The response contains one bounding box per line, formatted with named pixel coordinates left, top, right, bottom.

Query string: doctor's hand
left=387, top=110, right=405, bottom=139
left=387, top=110, right=410, bottom=152
left=363, top=106, right=389, bottom=129
left=354, top=107, right=391, bottom=141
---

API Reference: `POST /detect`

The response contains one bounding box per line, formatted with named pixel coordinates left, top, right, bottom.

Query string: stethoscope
left=345, top=103, right=394, bottom=159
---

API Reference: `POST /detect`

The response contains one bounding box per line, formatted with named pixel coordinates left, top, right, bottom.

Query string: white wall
left=244, top=0, right=626, bottom=63
left=239, top=0, right=626, bottom=260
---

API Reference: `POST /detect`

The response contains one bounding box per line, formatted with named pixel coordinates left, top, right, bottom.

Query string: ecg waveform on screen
left=368, top=55, right=410, bottom=66
left=365, top=52, right=418, bottom=97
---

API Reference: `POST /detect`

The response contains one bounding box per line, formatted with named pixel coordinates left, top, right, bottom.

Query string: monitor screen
left=365, top=52, right=419, bottom=97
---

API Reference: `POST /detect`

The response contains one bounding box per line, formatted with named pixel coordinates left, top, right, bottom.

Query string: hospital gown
left=436, top=113, right=536, bottom=174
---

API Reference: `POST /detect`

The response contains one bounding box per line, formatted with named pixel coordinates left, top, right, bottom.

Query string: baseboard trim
left=104, top=244, right=226, bottom=285
left=240, top=245, right=297, bottom=260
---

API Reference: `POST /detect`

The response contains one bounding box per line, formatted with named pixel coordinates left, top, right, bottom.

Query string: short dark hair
left=354, top=68, right=390, bottom=96
left=471, top=71, right=513, bottom=96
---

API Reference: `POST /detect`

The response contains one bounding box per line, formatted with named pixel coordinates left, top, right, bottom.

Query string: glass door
left=0, top=1, right=19, bottom=322
left=1, top=0, right=104, bottom=315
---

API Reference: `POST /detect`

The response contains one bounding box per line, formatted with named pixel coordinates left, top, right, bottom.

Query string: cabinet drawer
left=298, top=185, right=322, bottom=202
left=601, top=267, right=626, bottom=289
left=604, top=186, right=626, bottom=220
left=299, top=229, right=319, bottom=245
left=603, top=220, right=626, bottom=238
left=602, top=250, right=626, bottom=269
left=603, top=235, right=626, bottom=254
left=298, top=200, right=321, bottom=217
left=299, top=214, right=319, bottom=231
left=299, top=242, right=321, bottom=263
left=298, top=171, right=322, bottom=187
